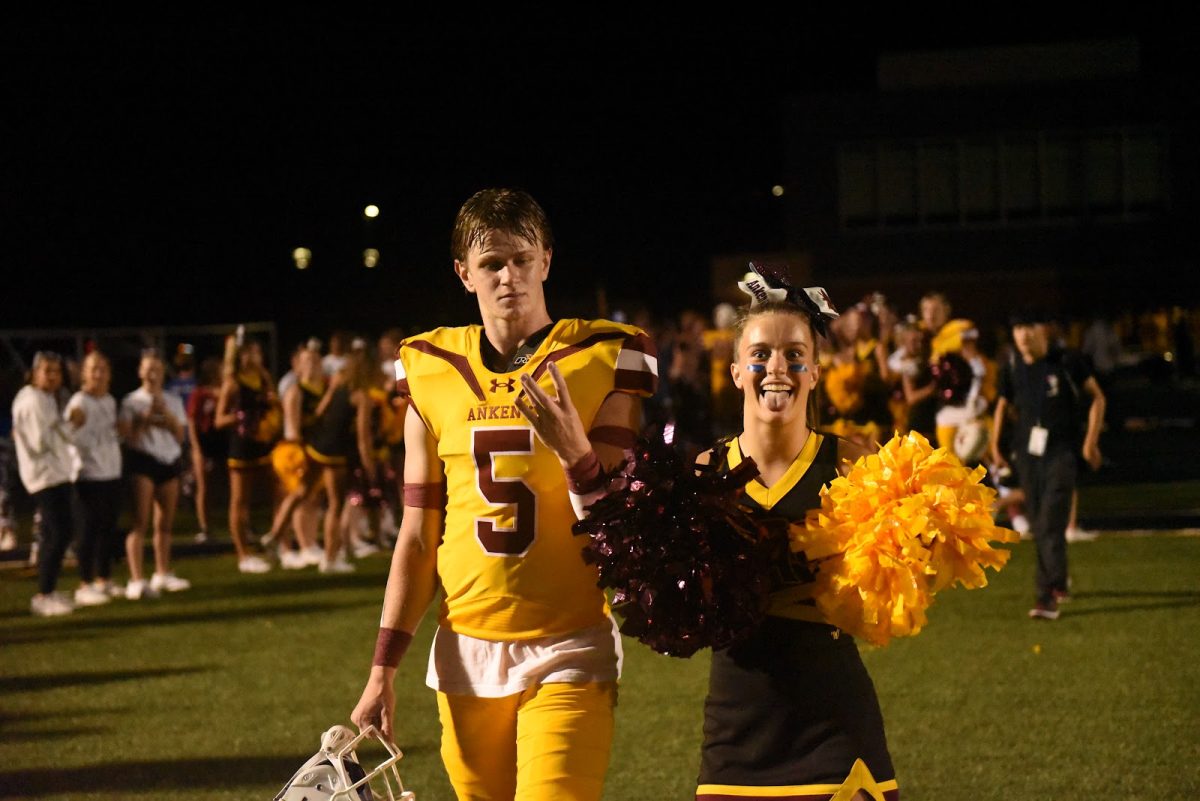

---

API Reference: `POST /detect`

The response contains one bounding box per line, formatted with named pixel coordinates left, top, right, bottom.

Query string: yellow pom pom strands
left=792, top=431, right=1017, bottom=646
left=271, top=441, right=307, bottom=494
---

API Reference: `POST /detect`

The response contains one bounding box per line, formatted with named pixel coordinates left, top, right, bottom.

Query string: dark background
left=3, top=15, right=1194, bottom=345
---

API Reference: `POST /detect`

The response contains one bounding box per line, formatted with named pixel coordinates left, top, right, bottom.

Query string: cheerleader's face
left=731, top=312, right=819, bottom=423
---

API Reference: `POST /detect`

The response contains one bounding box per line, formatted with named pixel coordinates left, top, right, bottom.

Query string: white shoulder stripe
left=616, top=349, right=658, bottom=376
left=394, top=358, right=407, bottom=381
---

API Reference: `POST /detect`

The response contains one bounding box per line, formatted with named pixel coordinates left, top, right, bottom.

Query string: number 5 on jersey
left=472, top=427, right=537, bottom=557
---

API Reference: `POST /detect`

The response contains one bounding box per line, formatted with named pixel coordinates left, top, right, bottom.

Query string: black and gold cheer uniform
left=697, top=433, right=898, bottom=801
left=227, top=371, right=277, bottom=469
left=305, top=384, right=356, bottom=466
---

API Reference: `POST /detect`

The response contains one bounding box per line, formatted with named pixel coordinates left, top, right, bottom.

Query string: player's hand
left=351, top=668, right=398, bottom=743
left=1082, top=442, right=1102, bottom=471
left=517, top=363, right=591, bottom=467
left=68, top=407, right=86, bottom=428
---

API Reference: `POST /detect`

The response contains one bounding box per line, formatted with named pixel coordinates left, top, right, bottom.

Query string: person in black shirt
left=990, top=310, right=1105, bottom=620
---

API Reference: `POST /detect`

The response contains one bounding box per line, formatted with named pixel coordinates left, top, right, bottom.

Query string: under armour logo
left=490, top=378, right=516, bottom=393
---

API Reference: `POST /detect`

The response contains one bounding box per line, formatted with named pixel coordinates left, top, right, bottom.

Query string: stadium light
left=364, top=204, right=380, bottom=219
left=771, top=185, right=785, bottom=197
left=363, top=248, right=380, bottom=268
left=293, top=247, right=312, bottom=270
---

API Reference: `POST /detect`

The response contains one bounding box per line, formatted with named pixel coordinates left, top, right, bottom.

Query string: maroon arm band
left=373, top=627, right=413, bottom=668
left=566, top=449, right=604, bottom=495
left=589, top=425, right=637, bottom=450
left=403, top=482, right=446, bottom=509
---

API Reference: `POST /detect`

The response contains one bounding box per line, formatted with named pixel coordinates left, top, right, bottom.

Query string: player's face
left=32, top=360, right=63, bottom=394
left=1012, top=323, right=1048, bottom=361
left=455, top=230, right=551, bottom=324
left=82, top=356, right=111, bottom=395
left=731, top=312, right=819, bottom=427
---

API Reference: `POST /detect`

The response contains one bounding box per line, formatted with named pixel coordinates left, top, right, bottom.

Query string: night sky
left=4, top=15, right=1188, bottom=345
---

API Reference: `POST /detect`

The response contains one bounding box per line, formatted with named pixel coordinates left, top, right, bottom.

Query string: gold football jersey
left=396, top=319, right=657, bottom=641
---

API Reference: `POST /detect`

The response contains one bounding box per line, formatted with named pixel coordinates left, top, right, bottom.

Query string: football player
left=351, top=188, right=657, bottom=801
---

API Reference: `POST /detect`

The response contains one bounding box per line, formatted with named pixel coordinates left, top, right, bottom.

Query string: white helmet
left=274, top=725, right=414, bottom=801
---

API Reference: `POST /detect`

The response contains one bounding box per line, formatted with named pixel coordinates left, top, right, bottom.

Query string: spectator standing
left=991, top=310, right=1106, bottom=620
left=120, top=350, right=190, bottom=599
left=65, top=352, right=123, bottom=604
left=12, top=352, right=81, bottom=616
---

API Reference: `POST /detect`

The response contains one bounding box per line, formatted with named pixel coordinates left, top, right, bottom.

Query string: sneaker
left=194, top=530, right=209, bottom=544
left=0, top=528, right=16, bottom=551
left=352, top=541, right=380, bottom=559
left=319, top=556, right=356, bottom=575
left=150, top=572, right=191, bottom=593
left=300, top=545, right=324, bottom=567
left=31, top=592, right=74, bottom=617
left=125, top=578, right=160, bottom=600
left=95, top=580, right=125, bottom=598
left=259, top=531, right=276, bottom=549
left=1066, top=526, right=1099, bottom=543
left=238, top=555, right=272, bottom=574
left=1028, top=601, right=1060, bottom=620
left=278, top=548, right=307, bottom=570
left=74, top=583, right=112, bottom=607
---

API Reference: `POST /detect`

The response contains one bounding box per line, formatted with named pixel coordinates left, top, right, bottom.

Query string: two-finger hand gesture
left=516, top=363, right=591, bottom=467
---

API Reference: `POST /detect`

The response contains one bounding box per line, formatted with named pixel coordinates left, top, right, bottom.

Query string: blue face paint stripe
left=789, top=364, right=809, bottom=373
left=746, top=364, right=766, bottom=373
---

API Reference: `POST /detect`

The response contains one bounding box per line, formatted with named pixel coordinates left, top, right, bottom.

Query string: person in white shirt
left=119, top=351, right=190, bottom=600
left=65, top=351, right=123, bottom=605
left=11, top=352, right=81, bottom=617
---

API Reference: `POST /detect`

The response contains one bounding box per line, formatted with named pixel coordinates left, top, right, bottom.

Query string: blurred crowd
left=1, top=329, right=407, bottom=616
left=1, top=297, right=1196, bottom=617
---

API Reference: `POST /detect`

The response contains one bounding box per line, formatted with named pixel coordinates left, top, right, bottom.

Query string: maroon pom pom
left=574, top=433, right=786, bottom=658
left=931, top=352, right=972, bottom=406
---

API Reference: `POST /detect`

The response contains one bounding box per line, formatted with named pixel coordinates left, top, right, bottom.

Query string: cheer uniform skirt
left=697, top=616, right=897, bottom=800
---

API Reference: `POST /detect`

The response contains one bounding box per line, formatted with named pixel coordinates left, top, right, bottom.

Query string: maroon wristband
left=566, top=449, right=604, bottom=495
left=403, top=482, right=446, bottom=509
left=372, top=627, right=413, bottom=668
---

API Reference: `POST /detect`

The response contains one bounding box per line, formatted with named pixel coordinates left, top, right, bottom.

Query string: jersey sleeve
left=612, top=330, right=659, bottom=397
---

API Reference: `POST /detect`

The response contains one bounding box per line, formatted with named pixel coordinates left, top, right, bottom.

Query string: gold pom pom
left=792, top=431, right=1017, bottom=646
left=822, top=362, right=866, bottom=416
left=271, top=441, right=307, bottom=494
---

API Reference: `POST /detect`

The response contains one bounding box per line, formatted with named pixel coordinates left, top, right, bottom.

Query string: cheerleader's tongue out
left=760, top=380, right=793, bottom=412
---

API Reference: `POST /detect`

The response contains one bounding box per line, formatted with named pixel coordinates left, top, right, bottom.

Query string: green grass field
left=2, top=534, right=1198, bottom=800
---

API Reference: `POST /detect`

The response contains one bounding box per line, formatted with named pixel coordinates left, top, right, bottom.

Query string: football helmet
left=274, top=724, right=414, bottom=801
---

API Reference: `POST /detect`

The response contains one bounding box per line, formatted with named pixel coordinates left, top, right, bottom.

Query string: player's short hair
left=451, top=188, right=554, bottom=262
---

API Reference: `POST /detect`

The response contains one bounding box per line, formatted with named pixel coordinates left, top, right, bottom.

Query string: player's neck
left=481, top=311, right=554, bottom=365
left=739, top=421, right=812, bottom=486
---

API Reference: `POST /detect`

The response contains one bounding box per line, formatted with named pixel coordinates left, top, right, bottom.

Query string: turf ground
left=2, top=533, right=1198, bottom=800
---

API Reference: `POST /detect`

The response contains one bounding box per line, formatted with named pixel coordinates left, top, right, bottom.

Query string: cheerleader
left=270, top=342, right=325, bottom=567
left=215, top=335, right=280, bottom=573
left=694, top=277, right=898, bottom=800
left=263, top=342, right=376, bottom=574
